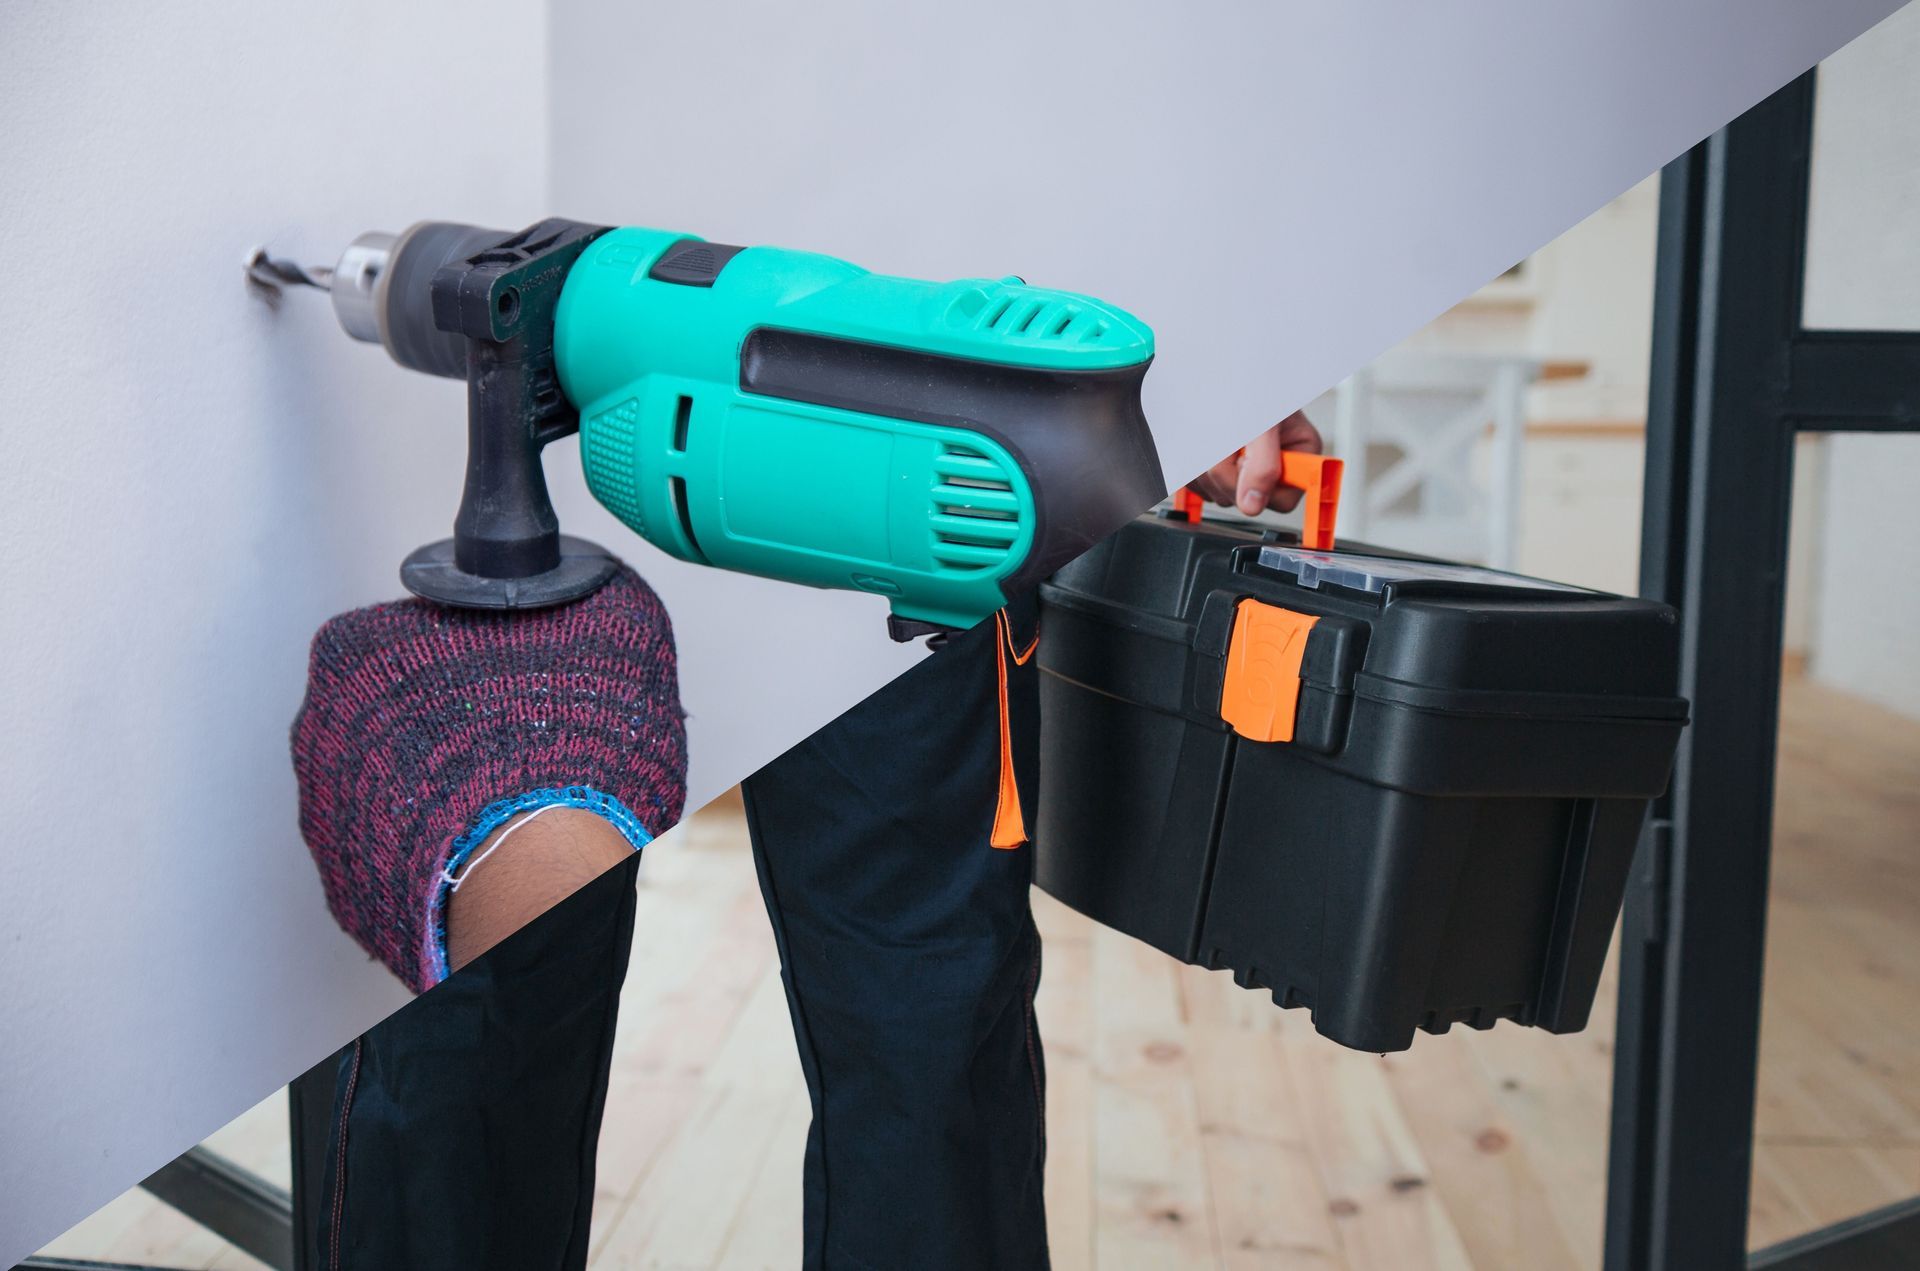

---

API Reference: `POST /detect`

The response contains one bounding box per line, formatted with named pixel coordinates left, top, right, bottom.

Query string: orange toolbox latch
left=1219, top=599, right=1321, bottom=743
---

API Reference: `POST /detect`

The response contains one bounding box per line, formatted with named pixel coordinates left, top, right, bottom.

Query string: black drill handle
left=428, top=219, right=607, bottom=581
left=386, top=218, right=620, bottom=608
left=454, top=349, right=570, bottom=578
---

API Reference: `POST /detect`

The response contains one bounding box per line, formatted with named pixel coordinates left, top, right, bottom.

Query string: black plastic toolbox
left=1033, top=512, right=1688, bottom=1053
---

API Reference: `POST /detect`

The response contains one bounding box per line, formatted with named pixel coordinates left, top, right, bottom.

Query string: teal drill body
left=553, top=227, right=1160, bottom=630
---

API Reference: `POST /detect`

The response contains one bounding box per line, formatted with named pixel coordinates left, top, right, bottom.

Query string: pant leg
left=741, top=595, right=1047, bottom=1271
left=316, top=853, right=639, bottom=1271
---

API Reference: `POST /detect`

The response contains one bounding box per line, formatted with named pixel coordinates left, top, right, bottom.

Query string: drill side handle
left=395, top=218, right=621, bottom=609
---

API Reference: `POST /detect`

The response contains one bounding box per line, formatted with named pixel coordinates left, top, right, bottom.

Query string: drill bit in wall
left=244, top=247, right=332, bottom=295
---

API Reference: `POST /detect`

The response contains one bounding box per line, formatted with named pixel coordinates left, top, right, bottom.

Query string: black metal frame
left=136, top=1148, right=293, bottom=1268
left=1604, top=71, right=1920, bottom=1271
left=1749, top=1197, right=1920, bottom=1271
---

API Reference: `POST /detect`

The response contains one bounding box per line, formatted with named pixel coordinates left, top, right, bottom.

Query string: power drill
left=258, top=219, right=1165, bottom=637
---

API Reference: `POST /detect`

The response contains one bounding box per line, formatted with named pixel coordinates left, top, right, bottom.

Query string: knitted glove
left=292, top=565, right=685, bottom=991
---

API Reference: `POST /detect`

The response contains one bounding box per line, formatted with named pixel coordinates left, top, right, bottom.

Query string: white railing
left=1314, top=351, right=1567, bottom=568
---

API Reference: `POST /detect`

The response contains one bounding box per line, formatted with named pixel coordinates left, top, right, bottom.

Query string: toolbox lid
left=1257, top=546, right=1594, bottom=596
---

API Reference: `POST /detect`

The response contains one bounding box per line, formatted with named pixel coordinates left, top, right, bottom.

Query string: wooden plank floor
left=34, top=673, right=1918, bottom=1268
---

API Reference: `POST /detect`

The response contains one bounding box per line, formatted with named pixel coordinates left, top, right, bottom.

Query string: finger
left=1278, top=409, right=1324, bottom=454
left=1269, top=412, right=1324, bottom=512
left=1236, top=430, right=1283, bottom=515
left=1199, top=459, right=1241, bottom=506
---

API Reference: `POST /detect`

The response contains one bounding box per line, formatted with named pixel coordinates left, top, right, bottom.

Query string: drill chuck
left=326, top=221, right=509, bottom=380
left=324, top=231, right=393, bottom=344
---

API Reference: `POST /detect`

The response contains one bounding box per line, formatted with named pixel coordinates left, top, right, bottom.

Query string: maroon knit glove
left=291, top=565, right=685, bottom=991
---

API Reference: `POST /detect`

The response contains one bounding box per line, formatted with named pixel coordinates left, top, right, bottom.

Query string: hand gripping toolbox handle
left=1173, top=451, right=1345, bottom=550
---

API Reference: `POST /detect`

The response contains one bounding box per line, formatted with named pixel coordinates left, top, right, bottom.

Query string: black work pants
left=741, top=596, right=1048, bottom=1270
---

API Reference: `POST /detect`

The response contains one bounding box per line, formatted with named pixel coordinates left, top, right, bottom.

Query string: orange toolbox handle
left=1173, top=451, right=1345, bottom=551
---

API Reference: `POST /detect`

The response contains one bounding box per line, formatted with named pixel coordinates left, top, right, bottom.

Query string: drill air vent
left=929, top=443, right=1023, bottom=572
left=961, top=286, right=1113, bottom=345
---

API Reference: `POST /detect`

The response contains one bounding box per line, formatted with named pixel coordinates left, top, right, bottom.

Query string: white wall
left=0, top=2, right=551, bottom=1260
left=1812, top=437, right=1920, bottom=719
left=2, top=0, right=1909, bottom=1262
left=1803, top=1, right=1920, bottom=330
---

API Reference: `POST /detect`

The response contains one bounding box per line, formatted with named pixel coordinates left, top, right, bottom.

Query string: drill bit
left=244, top=246, right=332, bottom=294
